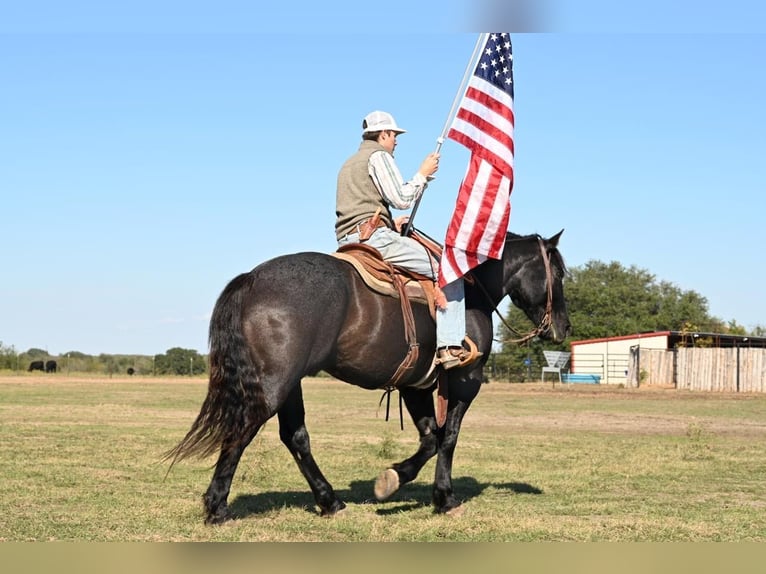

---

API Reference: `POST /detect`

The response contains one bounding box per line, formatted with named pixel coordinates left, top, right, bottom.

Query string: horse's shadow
left=228, top=477, right=542, bottom=520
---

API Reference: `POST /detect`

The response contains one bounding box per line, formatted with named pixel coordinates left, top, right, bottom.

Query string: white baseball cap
left=362, top=110, right=407, bottom=135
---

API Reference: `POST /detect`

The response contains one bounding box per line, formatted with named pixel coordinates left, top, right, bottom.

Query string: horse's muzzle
left=548, top=320, right=572, bottom=344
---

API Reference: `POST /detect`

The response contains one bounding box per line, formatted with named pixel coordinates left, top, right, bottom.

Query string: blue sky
left=2, top=2, right=766, bottom=356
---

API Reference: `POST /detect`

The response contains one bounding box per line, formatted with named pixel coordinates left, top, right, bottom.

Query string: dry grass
left=1, top=375, right=766, bottom=541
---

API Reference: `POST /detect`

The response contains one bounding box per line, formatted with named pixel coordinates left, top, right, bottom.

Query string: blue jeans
left=338, top=227, right=466, bottom=348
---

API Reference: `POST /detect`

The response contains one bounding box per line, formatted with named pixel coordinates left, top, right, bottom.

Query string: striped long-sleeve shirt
left=368, top=150, right=429, bottom=210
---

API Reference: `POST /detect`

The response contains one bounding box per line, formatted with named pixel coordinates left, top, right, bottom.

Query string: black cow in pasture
left=127, top=367, right=135, bottom=376
left=28, top=360, right=45, bottom=372
left=45, top=360, right=57, bottom=373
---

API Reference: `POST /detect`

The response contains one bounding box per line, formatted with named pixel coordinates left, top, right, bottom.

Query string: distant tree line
left=0, top=342, right=208, bottom=376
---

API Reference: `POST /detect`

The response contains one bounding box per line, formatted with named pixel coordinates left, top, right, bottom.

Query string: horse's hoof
left=204, top=510, right=232, bottom=525
left=374, top=468, right=400, bottom=501
left=320, top=500, right=347, bottom=517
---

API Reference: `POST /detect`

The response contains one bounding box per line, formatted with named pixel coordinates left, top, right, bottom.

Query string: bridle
left=471, top=236, right=554, bottom=345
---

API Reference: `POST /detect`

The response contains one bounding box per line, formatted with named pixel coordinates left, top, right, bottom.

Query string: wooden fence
left=628, top=347, right=766, bottom=392
left=627, top=347, right=674, bottom=388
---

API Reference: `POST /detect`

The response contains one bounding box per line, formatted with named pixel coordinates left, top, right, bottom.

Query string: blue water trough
left=561, top=373, right=601, bottom=384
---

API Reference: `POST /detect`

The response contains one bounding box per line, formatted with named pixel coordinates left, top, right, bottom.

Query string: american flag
left=438, top=33, right=514, bottom=287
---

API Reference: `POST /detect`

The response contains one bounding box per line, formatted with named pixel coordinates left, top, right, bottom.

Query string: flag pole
left=402, top=33, right=489, bottom=237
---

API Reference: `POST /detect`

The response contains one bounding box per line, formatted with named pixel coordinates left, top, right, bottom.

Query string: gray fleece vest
left=335, top=140, right=394, bottom=240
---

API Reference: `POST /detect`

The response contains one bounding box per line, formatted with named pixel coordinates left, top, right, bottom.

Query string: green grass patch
left=1, top=377, right=765, bottom=541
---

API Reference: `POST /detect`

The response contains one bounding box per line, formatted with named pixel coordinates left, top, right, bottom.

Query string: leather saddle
left=332, top=242, right=441, bottom=320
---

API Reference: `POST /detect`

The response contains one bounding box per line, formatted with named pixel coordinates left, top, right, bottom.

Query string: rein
left=471, top=236, right=554, bottom=345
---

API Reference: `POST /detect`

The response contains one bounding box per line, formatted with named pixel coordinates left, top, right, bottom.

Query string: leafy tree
left=562, top=260, right=716, bottom=341
left=651, top=281, right=713, bottom=333
left=722, top=320, right=748, bottom=336
left=25, top=347, right=49, bottom=359
left=154, top=347, right=206, bottom=375
left=55, top=351, right=103, bottom=373
left=0, top=341, right=18, bottom=370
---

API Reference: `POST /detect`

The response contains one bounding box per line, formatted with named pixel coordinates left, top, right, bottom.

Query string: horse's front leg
left=431, top=398, right=470, bottom=514
left=374, top=386, right=439, bottom=501
left=278, top=383, right=346, bottom=516
left=431, top=375, right=482, bottom=514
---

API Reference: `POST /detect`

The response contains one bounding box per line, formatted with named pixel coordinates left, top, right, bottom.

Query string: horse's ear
left=547, top=229, right=564, bottom=248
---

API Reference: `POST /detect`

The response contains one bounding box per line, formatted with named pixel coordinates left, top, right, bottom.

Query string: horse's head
left=503, top=229, right=571, bottom=343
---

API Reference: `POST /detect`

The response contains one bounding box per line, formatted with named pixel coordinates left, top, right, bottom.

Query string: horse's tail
left=164, top=272, right=269, bottom=468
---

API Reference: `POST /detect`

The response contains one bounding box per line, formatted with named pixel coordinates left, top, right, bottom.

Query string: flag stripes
left=438, top=33, right=515, bottom=287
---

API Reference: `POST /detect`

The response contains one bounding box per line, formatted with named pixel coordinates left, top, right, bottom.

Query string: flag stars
left=473, top=33, right=513, bottom=96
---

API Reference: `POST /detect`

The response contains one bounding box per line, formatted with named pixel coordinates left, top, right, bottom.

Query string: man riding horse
left=335, top=110, right=481, bottom=371
left=167, top=36, right=572, bottom=524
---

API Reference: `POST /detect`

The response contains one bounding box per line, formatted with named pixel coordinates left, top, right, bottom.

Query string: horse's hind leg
left=374, top=387, right=439, bottom=501
left=204, top=425, right=261, bottom=524
left=278, top=382, right=346, bottom=516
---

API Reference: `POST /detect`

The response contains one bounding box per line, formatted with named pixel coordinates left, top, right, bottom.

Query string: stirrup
left=436, top=336, right=483, bottom=370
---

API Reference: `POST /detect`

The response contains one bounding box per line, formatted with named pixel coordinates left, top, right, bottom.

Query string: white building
left=569, top=331, right=766, bottom=386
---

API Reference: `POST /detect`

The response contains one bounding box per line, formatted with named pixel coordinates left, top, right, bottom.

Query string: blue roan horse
left=167, top=230, right=571, bottom=524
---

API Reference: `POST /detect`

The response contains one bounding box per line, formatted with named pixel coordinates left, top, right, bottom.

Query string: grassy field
left=1, top=374, right=765, bottom=542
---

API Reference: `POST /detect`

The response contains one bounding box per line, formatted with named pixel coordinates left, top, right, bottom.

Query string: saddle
left=333, top=243, right=442, bottom=321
